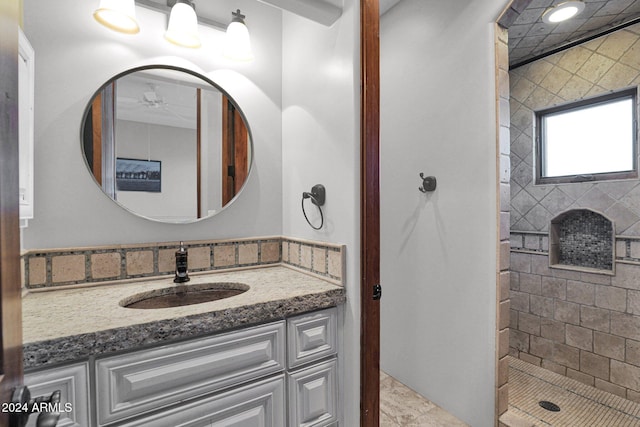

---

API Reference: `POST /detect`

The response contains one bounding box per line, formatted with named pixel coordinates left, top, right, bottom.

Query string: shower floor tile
left=380, top=370, right=468, bottom=426
left=505, top=356, right=640, bottom=426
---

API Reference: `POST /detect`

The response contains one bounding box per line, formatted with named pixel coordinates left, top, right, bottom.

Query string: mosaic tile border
left=23, top=236, right=345, bottom=289
left=511, top=231, right=640, bottom=266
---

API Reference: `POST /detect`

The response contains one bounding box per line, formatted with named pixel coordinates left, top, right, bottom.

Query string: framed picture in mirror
left=115, top=158, right=161, bottom=192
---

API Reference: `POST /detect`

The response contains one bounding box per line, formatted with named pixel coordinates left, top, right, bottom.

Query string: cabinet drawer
left=119, top=374, right=286, bottom=427
left=288, top=359, right=338, bottom=427
left=96, top=321, right=285, bottom=425
left=24, top=363, right=90, bottom=427
left=287, top=307, right=337, bottom=369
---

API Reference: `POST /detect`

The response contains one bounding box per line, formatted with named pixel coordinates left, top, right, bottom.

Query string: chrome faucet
left=174, top=241, right=190, bottom=283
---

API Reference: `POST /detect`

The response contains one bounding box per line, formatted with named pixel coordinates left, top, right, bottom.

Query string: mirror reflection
left=81, top=66, right=251, bottom=223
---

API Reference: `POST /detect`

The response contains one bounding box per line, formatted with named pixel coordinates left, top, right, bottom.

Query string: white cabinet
left=24, top=307, right=341, bottom=427
left=96, top=321, right=285, bottom=426
left=18, top=27, right=35, bottom=228
left=23, top=362, right=91, bottom=427
left=288, top=307, right=337, bottom=369
left=288, top=359, right=338, bottom=427
left=286, top=308, right=339, bottom=427
left=118, top=375, right=285, bottom=427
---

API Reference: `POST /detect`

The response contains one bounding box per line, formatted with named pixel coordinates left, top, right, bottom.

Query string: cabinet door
left=288, top=307, right=337, bottom=369
left=288, top=359, right=338, bottom=427
left=24, top=363, right=90, bottom=427
left=118, top=374, right=285, bottom=427
left=96, top=321, right=285, bottom=425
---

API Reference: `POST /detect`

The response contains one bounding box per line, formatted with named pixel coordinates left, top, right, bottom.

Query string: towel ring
left=302, top=184, right=325, bottom=230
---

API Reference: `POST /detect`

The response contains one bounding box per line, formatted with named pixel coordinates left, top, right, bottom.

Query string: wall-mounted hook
left=419, top=173, right=436, bottom=193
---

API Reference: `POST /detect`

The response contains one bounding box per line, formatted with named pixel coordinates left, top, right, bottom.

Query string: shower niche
left=549, top=208, right=615, bottom=274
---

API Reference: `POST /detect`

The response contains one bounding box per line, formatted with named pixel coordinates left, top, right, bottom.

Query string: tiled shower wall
left=496, top=23, right=511, bottom=421
left=509, top=23, right=640, bottom=400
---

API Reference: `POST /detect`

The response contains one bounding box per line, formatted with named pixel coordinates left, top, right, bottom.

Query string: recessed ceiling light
left=542, top=1, right=585, bottom=24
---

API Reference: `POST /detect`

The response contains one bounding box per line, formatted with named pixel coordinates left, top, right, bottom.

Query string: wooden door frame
left=0, top=0, right=25, bottom=424
left=360, top=0, right=380, bottom=425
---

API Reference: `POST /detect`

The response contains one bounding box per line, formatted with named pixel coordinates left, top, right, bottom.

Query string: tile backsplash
left=23, top=236, right=345, bottom=289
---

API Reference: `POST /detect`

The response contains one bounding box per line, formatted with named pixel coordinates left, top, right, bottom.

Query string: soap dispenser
left=174, top=241, right=190, bottom=283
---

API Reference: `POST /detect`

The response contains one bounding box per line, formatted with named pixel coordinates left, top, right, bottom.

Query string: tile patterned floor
left=505, top=356, right=640, bottom=427
left=380, top=370, right=468, bottom=426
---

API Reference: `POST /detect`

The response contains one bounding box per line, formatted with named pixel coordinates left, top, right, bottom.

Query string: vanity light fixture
left=223, top=9, right=254, bottom=62
left=164, top=0, right=201, bottom=48
left=93, top=0, right=140, bottom=34
left=542, top=1, right=585, bottom=24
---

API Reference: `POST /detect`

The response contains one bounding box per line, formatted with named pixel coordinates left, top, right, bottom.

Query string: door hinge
left=373, top=284, right=382, bottom=300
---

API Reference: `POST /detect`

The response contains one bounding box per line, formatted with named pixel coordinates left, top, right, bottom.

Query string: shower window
left=535, top=87, right=638, bottom=184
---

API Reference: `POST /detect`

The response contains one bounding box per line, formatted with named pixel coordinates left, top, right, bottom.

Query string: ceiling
left=501, top=0, right=640, bottom=68
left=142, top=0, right=640, bottom=68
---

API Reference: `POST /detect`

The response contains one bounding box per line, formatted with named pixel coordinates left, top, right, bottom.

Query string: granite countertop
left=22, top=266, right=346, bottom=369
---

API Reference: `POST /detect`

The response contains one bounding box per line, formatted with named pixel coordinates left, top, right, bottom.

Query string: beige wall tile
left=312, top=247, right=326, bottom=273
left=554, top=300, right=580, bottom=325
left=519, top=312, right=540, bottom=335
left=28, top=256, right=47, bottom=286
left=594, top=378, right=626, bottom=398
left=328, top=250, right=342, bottom=279
left=300, top=245, right=312, bottom=269
left=289, top=242, right=300, bottom=265
left=541, top=319, right=565, bottom=343
left=565, top=324, right=593, bottom=351
left=238, top=243, right=258, bottom=265
left=52, top=254, right=86, bottom=283
left=611, top=360, right=640, bottom=390
left=91, top=252, right=121, bottom=279
left=566, top=368, right=594, bottom=386
left=580, top=351, right=610, bottom=380
left=214, top=245, right=236, bottom=267
left=530, top=336, right=553, bottom=359
left=566, top=280, right=595, bottom=305
left=188, top=246, right=211, bottom=270
left=595, top=284, right=627, bottom=312
left=541, top=277, right=566, bottom=299
left=626, top=339, right=640, bottom=366
left=553, top=342, right=579, bottom=370
left=158, top=248, right=175, bottom=273
left=542, top=359, right=566, bottom=376
left=499, top=300, right=510, bottom=330
left=519, top=352, right=541, bottom=366
left=511, top=329, right=530, bottom=352
left=499, top=329, right=509, bottom=358
left=261, top=241, right=280, bottom=263
left=593, top=332, right=624, bottom=361
left=499, top=271, right=510, bottom=302
left=126, top=251, right=154, bottom=276
left=530, top=295, right=554, bottom=318
left=580, top=306, right=610, bottom=332
left=611, top=313, right=640, bottom=341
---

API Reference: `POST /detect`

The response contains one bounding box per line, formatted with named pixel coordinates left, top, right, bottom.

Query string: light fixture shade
left=224, top=10, right=254, bottom=62
left=93, top=0, right=140, bottom=34
left=165, top=0, right=201, bottom=48
left=542, top=1, right=585, bottom=24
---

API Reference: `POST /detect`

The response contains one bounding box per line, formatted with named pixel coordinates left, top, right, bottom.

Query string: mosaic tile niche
left=550, top=209, right=614, bottom=273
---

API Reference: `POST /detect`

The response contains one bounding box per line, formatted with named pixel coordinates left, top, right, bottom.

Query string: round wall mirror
left=81, top=66, right=253, bottom=223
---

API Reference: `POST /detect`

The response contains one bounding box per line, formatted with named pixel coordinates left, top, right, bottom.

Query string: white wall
left=115, top=120, right=197, bottom=221
left=22, top=0, right=282, bottom=249
left=281, top=0, right=360, bottom=424
left=380, top=1, right=507, bottom=425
